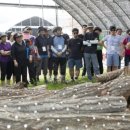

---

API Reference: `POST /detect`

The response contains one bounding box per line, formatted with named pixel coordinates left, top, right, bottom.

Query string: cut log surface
left=96, top=69, right=124, bottom=83
left=0, top=69, right=130, bottom=130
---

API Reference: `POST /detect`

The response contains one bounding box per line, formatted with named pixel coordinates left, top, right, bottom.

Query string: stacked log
left=0, top=69, right=130, bottom=130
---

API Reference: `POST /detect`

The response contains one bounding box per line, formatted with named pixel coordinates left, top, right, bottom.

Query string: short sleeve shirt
left=103, top=35, right=122, bottom=54
left=68, top=38, right=83, bottom=59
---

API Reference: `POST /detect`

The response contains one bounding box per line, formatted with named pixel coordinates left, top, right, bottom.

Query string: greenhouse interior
left=0, top=0, right=130, bottom=130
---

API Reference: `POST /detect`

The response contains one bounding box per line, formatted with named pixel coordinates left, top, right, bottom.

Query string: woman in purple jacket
left=0, top=33, right=12, bottom=86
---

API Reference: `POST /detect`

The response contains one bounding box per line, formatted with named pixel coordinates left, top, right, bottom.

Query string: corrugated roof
left=53, top=0, right=130, bottom=30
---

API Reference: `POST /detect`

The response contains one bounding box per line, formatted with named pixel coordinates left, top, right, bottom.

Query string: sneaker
left=45, top=79, right=48, bottom=84
left=48, top=76, right=53, bottom=82
left=75, top=77, right=78, bottom=80
left=54, top=77, right=57, bottom=83
left=71, top=77, right=75, bottom=82
left=36, top=77, right=39, bottom=82
left=71, top=79, right=75, bottom=82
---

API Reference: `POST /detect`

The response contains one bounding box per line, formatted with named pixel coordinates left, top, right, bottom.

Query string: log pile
left=0, top=69, right=130, bottom=130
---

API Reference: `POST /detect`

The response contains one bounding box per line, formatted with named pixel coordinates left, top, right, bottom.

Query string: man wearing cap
left=11, top=33, right=31, bottom=87
left=35, top=27, right=49, bottom=83
left=51, top=27, right=67, bottom=82
left=83, top=23, right=100, bottom=81
left=102, top=26, right=122, bottom=72
left=0, top=33, right=12, bottom=86
left=43, top=28, right=53, bottom=81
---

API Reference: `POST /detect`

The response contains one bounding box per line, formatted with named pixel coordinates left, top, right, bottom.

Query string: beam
left=89, top=0, right=113, bottom=29
left=62, top=0, right=93, bottom=25
left=54, top=0, right=90, bottom=25
left=0, top=2, right=62, bottom=9
left=91, top=0, right=124, bottom=29
left=80, top=0, right=107, bottom=29
left=101, top=0, right=128, bottom=29
left=113, top=0, right=130, bottom=22
left=54, top=0, right=87, bottom=26
left=61, top=0, right=99, bottom=27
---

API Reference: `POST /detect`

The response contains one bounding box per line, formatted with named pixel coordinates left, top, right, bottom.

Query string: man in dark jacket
left=35, top=27, right=49, bottom=83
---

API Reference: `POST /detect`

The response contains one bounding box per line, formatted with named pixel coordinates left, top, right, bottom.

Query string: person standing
left=35, top=27, right=49, bottom=83
left=42, top=28, right=53, bottom=81
left=23, top=27, right=37, bottom=85
left=6, top=31, right=16, bottom=84
left=94, top=27, right=104, bottom=74
left=51, top=27, right=67, bottom=82
left=83, top=23, right=100, bottom=81
left=68, top=28, right=83, bottom=81
left=0, top=33, right=12, bottom=86
left=116, top=28, right=123, bottom=69
left=121, top=29, right=130, bottom=75
left=102, top=26, right=122, bottom=72
left=11, top=33, right=30, bottom=87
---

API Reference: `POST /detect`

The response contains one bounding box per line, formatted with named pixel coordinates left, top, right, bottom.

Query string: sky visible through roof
left=0, top=0, right=80, bottom=33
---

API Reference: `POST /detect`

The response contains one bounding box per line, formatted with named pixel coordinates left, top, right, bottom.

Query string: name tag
left=58, top=45, right=62, bottom=50
left=42, top=47, right=46, bottom=52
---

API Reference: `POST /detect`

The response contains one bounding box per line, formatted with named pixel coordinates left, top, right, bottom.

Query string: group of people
left=0, top=23, right=130, bottom=87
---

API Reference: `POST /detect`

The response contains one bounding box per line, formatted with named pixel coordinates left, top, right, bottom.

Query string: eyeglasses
left=73, top=32, right=78, bottom=35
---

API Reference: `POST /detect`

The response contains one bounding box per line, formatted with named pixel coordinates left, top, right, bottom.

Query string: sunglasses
left=111, top=29, right=116, bottom=31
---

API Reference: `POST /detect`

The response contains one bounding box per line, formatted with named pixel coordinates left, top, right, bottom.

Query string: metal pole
left=19, top=0, right=22, bottom=31
left=30, top=17, right=32, bottom=27
left=42, top=0, right=44, bottom=26
left=39, top=17, right=40, bottom=26
left=55, top=2, right=58, bottom=26
left=72, top=16, right=73, bottom=29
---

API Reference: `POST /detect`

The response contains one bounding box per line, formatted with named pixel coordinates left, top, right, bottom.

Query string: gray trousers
left=84, top=53, right=100, bottom=80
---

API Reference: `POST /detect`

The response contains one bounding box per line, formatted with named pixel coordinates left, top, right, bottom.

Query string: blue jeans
left=84, top=53, right=100, bottom=80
